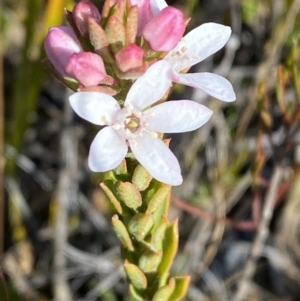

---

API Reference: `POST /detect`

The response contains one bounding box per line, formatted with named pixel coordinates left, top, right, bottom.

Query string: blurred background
left=2, top=0, right=300, bottom=300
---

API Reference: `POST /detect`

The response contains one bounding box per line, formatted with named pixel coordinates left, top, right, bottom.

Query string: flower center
left=125, top=114, right=140, bottom=133
left=112, top=105, right=158, bottom=142
left=113, top=106, right=145, bottom=139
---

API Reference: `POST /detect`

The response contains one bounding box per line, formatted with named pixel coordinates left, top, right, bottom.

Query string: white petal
left=165, top=23, right=231, bottom=72
left=129, top=133, right=182, bottom=186
left=125, top=60, right=172, bottom=109
left=174, top=72, right=236, bottom=102
left=150, top=0, right=168, bottom=15
left=69, top=92, right=120, bottom=125
left=145, top=100, right=212, bottom=133
left=89, top=127, right=128, bottom=171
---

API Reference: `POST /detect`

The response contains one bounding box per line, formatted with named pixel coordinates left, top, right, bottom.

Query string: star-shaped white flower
left=69, top=61, right=212, bottom=186
left=164, top=23, right=236, bottom=102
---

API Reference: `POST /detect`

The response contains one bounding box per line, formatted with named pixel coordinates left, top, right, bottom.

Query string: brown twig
left=171, top=195, right=257, bottom=231
left=232, top=166, right=283, bottom=301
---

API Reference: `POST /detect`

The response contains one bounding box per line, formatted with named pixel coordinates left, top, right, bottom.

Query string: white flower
left=69, top=61, right=212, bottom=186
left=164, top=23, right=236, bottom=102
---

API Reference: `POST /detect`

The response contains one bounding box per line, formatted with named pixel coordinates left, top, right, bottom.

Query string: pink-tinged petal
left=125, top=60, right=172, bottom=109
left=142, top=7, right=185, bottom=51
left=89, top=126, right=128, bottom=172
left=131, top=0, right=167, bottom=35
left=115, top=44, right=144, bottom=72
left=66, top=52, right=107, bottom=86
left=131, top=0, right=167, bottom=15
left=173, top=72, right=236, bottom=102
left=145, top=100, right=212, bottom=133
left=131, top=0, right=145, bottom=5
left=132, top=0, right=152, bottom=35
left=69, top=92, right=120, bottom=125
left=44, top=26, right=83, bottom=76
left=73, top=1, right=101, bottom=37
left=129, top=134, right=182, bottom=186
left=150, top=0, right=168, bottom=15
left=165, top=23, right=231, bottom=72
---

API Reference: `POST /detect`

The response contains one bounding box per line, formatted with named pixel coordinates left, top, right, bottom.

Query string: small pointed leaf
left=132, top=164, right=153, bottom=191
left=139, top=250, right=162, bottom=273
left=153, top=278, right=176, bottom=301
left=158, top=219, right=179, bottom=275
left=124, top=260, right=147, bottom=290
left=88, top=18, right=114, bottom=63
left=112, top=215, right=134, bottom=251
left=146, top=184, right=171, bottom=214
left=105, top=15, right=125, bottom=53
left=126, top=5, right=138, bottom=44
left=88, top=18, right=109, bottom=50
left=151, top=216, right=168, bottom=251
left=128, top=213, right=154, bottom=241
left=116, top=181, right=142, bottom=209
left=102, top=0, right=116, bottom=18
left=168, top=275, right=191, bottom=301
left=100, top=182, right=123, bottom=215
left=129, top=284, right=144, bottom=301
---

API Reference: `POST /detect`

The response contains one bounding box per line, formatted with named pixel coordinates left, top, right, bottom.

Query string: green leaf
left=151, top=216, right=168, bottom=251
left=157, top=219, right=179, bottom=276
left=152, top=278, right=176, bottom=301
left=100, top=182, right=123, bottom=215
left=111, top=215, right=134, bottom=251
left=148, top=183, right=171, bottom=230
left=132, top=165, right=153, bottom=191
left=168, top=275, right=191, bottom=301
left=128, top=213, right=154, bottom=241
left=124, top=260, right=147, bottom=290
left=139, top=250, right=162, bottom=273
left=146, top=184, right=171, bottom=214
left=116, top=182, right=142, bottom=210
left=129, top=284, right=144, bottom=301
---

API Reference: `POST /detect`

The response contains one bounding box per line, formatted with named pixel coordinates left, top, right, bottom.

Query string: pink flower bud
left=115, top=44, right=144, bottom=72
left=142, top=6, right=185, bottom=51
left=73, top=1, right=101, bottom=37
left=65, top=52, right=107, bottom=86
left=44, top=26, right=83, bottom=76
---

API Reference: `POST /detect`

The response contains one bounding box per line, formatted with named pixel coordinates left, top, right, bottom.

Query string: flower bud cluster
left=44, top=0, right=236, bottom=185
left=44, top=0, right=186, bottom=94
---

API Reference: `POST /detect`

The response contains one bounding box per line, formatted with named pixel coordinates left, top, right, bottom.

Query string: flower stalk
left=44, top=0, right=236, bottom=299
left=102, top=159, right=190, bottom=300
